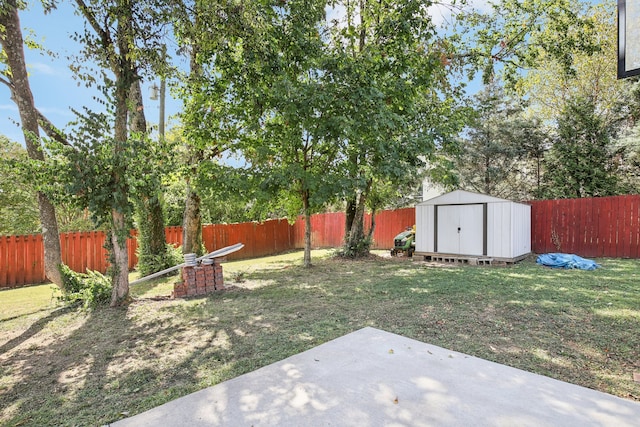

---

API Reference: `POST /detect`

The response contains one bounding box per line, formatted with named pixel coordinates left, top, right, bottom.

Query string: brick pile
left=172, top=258, right=226, bottom=298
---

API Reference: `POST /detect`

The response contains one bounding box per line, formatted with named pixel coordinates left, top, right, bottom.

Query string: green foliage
left=136, top=244, right=183, bottom=278
left=46, top=103, right=174, bottom=227
left=162, top=177, right=187, bottom=226
left=196, top=161, right=286, bottom=223
left=336, top=236, right=372, bottom=259
left=517, top=1, right=627, bottom=125
left=55, top=202, right=97, bottom=232
left=614, top=121, right=640, bottom=193
left=541, top=97, right=621, bottom=198
left=454, top=82, right=545, bottom=200
left=461, top=0, right=602, bottom=87
left=57, top=264, right=112, bottom=309
left=325, top=0, right=467, bottom=255
left=0, top=135, right=40, bottom=235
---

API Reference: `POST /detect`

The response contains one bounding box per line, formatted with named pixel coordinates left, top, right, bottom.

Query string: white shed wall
left=487, top=202, right=512, bottom=258
left=415, top=204, right=434, bottom=252
left=511, top=202, right=531, bottom=257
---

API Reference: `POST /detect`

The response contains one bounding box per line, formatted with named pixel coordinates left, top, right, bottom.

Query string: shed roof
left=417, top=190, right=526, bottom=206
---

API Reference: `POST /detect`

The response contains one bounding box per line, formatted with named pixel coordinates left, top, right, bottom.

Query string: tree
left=615, top=121, right=640, bottom=193
left=327, top=0, right=465, bottom=257
left=461, top=0, right=601, bottom=88
left=516, top=1, right=627, bottom=125
left=129, top=79, right=173, bottom=277
left=171, top=0, right=233, bottom=256
left=171, top=0, right=344, bottom=267
left=0, top=135, right=40, bottom=235
left=454, top=82, right=543, bottom=200
left=63, top=0, right=167, bottom=306
left=541, top=98, right=621, bottom=198
left=230, top=0, right=340, bottom=267
left=0, top=0, right=64, bottom=287
left=511, top=1, right=638, bottom=198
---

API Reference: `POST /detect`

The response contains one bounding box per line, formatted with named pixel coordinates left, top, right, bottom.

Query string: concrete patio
left=111, top=327, right=640, bottom=426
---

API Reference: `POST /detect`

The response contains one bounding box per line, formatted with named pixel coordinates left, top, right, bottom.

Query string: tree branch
left=0, top=73, right=72, bottom=146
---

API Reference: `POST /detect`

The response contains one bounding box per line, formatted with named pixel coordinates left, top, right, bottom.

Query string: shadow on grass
left=2, top=257, right=639, bottom=425
left=0, top=305, right=76, bottom=354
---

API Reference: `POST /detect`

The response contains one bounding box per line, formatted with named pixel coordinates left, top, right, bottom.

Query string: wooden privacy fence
left=2, top=198, right=639, bottom=288
left=290, top=208, right=415, bottom=249
left=0, top=208, right=414, bottom=289
left=529, top=195, right=640, bottom=258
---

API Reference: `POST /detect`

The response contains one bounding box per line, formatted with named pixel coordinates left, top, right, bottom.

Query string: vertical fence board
left=629, top=197, right=640, bottom=258
left=0, top=237, right=7, bottom=288
left=8, top=236, right=17, bottom=287
left=24, top=235, right=35, bottom=285
left=35, top=234, right=45, bottom=283
left=0, top=238, right=6, bottom=288
left=619, top=197, right=631, bottom=258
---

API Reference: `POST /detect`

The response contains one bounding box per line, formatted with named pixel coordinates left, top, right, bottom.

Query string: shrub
left=337, top=237, right=372, bottom=259
left=58, top=264, right=112, bottom=309
left=136, top=244, right=183, bottom=278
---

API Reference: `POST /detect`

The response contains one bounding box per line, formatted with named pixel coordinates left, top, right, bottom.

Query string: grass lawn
left=1, top=250, right=639, bottom=426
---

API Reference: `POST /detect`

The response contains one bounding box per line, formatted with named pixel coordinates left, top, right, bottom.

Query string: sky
left=0, top=1, right=490, bottom=146
left=0, top=1, right=180, bottom=145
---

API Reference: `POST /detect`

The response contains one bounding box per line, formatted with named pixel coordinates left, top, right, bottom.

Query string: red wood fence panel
left=529, top=195, right=640, bottom=258
left=1, top=234, right=45, bottom=288
left=369, top=207, right=416, bottom=249
left=291, top=207, right=416, bottom=250
left=3, top=198, right=639, bottom=289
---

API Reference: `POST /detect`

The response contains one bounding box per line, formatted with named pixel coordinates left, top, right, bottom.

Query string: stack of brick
left=172, top=258, right=226, bottom=298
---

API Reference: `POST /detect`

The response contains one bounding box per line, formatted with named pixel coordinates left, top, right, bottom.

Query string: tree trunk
left=366, top=207, right=377, bottom=241
left=110, top=209, right=130, bottom=306
left=130, top=80, right=167, bottom=274
left=0, top=2, right=63, bottom=287
left=181, top=22, right=205, bottom=257
left=344, top=191, right=368, bottom=257
left=182, top=179, right=203, bottom=255
left=107, top=3, right=135, bottom=306
left=344, top=197, right=356, bottom=241
left=344, top=178, right=372, bottom=258
left=302, top=189, right=312, bottom=268
left=347, top=194, right=366, bottom=245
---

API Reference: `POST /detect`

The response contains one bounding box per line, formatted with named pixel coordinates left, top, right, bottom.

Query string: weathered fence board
left=528, top=195, right=640, bottom=258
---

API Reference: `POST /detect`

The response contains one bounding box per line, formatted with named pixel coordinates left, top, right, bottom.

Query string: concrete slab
left=111, top=327, right=640, bottom=426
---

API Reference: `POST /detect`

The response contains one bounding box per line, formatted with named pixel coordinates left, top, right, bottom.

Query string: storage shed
left=415, top=190, right=531, bottom=263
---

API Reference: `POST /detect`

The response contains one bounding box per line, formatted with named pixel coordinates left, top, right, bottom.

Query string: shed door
left=437, top=204, right=484, bottom=255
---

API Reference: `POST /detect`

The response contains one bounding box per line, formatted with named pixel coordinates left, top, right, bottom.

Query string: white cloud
left=325, top=4, right=346, bottom=23
left=28, top=62, right=57, bottom=76
left=429, top=0, right=494, bottom=27
left=326, top=1, right=494, bottom=30
left=0, top=104, right=18, bottom=112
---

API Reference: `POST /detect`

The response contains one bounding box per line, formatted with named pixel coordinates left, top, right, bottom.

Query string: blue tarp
left=536, top=253, right=600, bottom=270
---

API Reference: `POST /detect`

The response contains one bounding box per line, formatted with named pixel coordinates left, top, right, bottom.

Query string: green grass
left=0, top=284, right=61, bottom=321
left=1, top=250, right=639, bottom=426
